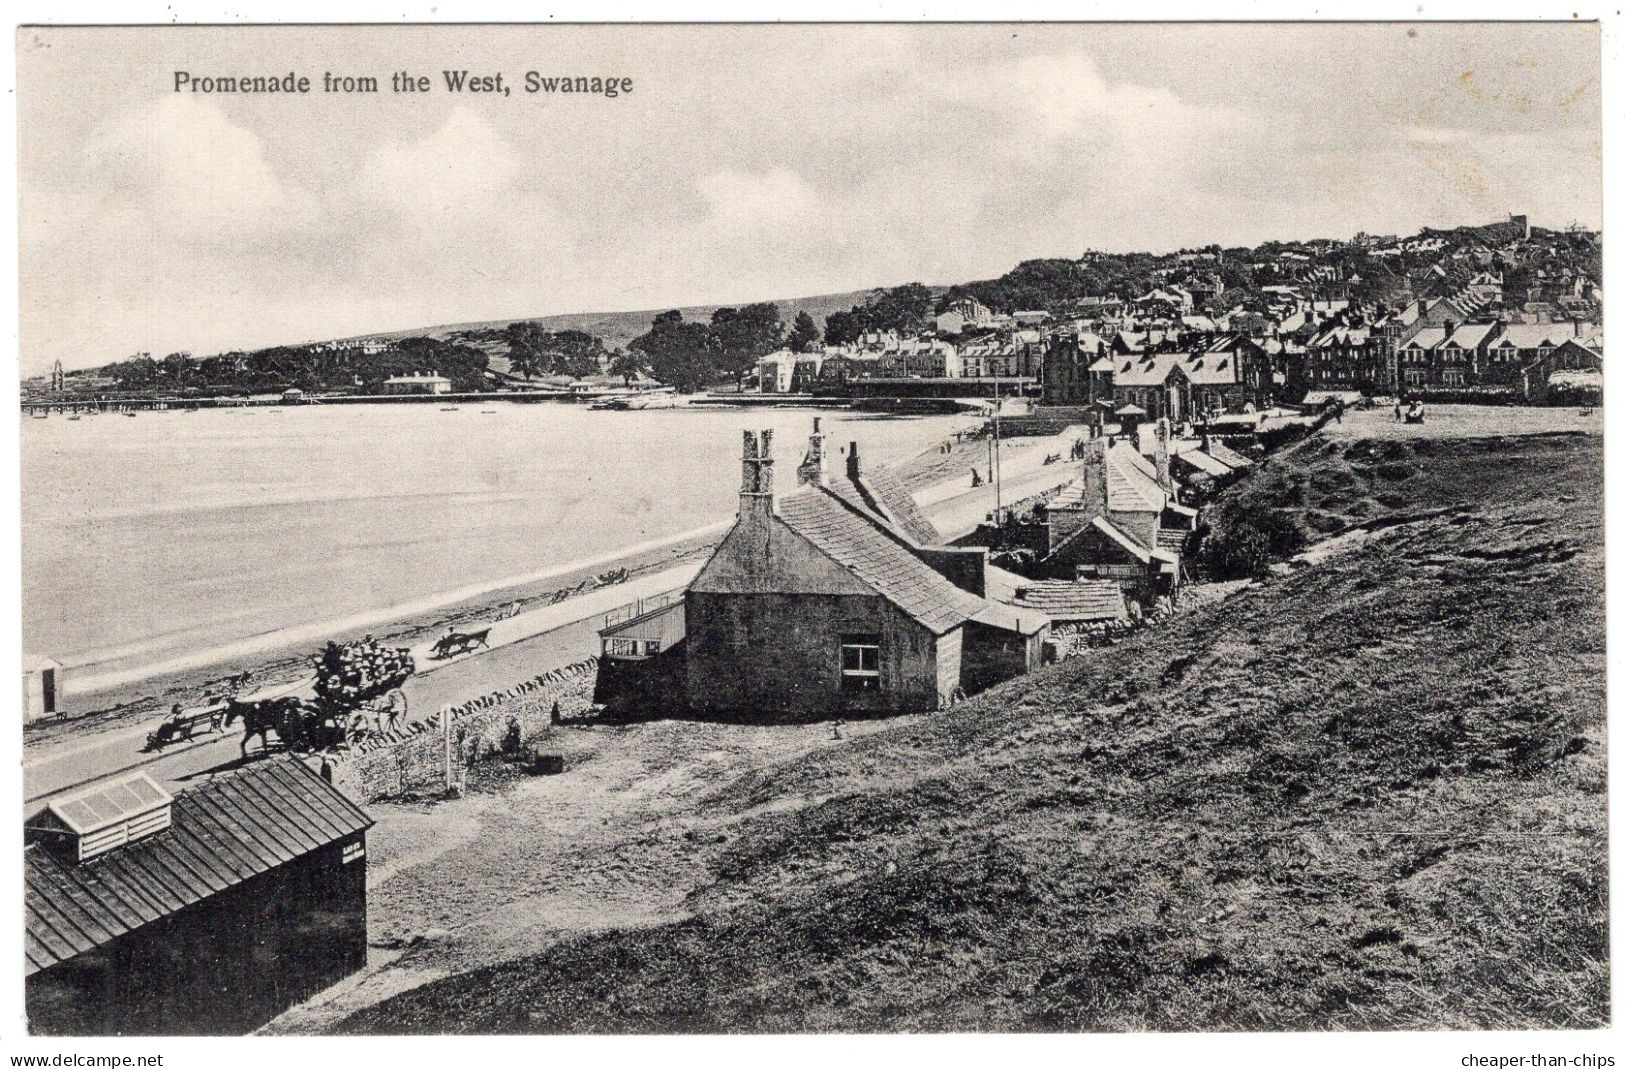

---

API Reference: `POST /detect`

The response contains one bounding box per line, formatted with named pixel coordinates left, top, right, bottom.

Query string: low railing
left=600, top=591, right=682, bottom=631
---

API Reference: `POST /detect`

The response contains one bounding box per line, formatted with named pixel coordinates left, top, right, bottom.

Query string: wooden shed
left=24, top=758, right=372, bottom=1035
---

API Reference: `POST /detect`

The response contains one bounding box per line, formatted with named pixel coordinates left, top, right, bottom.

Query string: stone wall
left=326, top=658, right=599, bottom=804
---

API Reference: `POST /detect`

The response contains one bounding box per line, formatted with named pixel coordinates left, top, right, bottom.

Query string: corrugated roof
left=25, top=757, right=371, bottom=976
left=1175, top=449, right=1233, bottom=479
left=777, top=488, right=987, bottom=635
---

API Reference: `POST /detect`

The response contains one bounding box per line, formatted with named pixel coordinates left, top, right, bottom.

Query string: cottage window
left=840, top=635, right=881, bottom=693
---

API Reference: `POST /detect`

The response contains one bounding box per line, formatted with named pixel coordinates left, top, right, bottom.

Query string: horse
left=221, top=695, right=304, bottom=758
left=431, top=628, right=491, bottom=659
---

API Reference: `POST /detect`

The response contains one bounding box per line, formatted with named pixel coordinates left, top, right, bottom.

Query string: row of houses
left=595, top=423, right=1051, bottom=718
left=594, top=417, right=1241, bottom=720
left=757, top=329, right=1045, bottom=392
left=1043, top=330, right=1274, bottom=418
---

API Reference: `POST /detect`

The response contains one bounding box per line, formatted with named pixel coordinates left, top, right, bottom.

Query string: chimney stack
left=740, top=429, right=776, bottom=524
left=1082, top=439, right=1109, bottom=520
left=1154, top=418, right=1172, bottom=492
left=797, top=418, right=827, bottom=486
left=846, top=440, right=862, bottom=483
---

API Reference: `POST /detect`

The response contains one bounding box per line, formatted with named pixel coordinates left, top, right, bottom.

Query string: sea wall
left=326, top=658, right=599, bottom=803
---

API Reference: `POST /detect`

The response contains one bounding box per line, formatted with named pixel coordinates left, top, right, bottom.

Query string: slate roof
left=825, top=465, right=941, bottom=546
left=25, top=757, right=371, bottom=976
left=1443, top=323, right=1499, bottom=350
left=1113, top=352, right=1242, bottom=388
left=1490, top=324, right=1564, bottom=351
left=1204, top=440, right=1255, bottom=470
left=776, top=488, right=987, bottom=635
left=998, top=579, right=1127, bottom=623
left=1402, top=327, right=1448, bottom=351
left=1049, top=443, right=1170, bottom=515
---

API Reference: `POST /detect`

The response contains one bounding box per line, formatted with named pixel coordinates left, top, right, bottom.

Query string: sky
left=17, top=22, right=1602, bottom=373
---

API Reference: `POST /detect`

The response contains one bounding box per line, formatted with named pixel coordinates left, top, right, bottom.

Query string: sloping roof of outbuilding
left=25, top=757, right=370, bottom=976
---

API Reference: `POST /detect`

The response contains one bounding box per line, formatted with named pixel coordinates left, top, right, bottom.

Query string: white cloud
left=696, top=167, right=822, bottom=235
left=82, top=96, right=315, bottom=242
left=354, top=107, right=527, bottom=225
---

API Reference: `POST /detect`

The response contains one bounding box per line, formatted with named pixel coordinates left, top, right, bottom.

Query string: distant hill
left=350, top=289, right=887, bottom=352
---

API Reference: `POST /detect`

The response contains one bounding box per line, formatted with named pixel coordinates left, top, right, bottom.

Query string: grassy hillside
left=339, top=432, right=1605, bottom=1034
left=353, top=289, right=882, bottom=353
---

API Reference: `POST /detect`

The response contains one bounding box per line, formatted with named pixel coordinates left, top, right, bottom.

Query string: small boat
left=67, top=414, right=81, bottom=421
left=439, top=406, right=461, bottom=413
left=124, top=411, right=138, bottom=418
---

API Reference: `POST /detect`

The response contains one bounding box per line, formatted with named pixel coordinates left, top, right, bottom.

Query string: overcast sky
left=18, top=22, right=1601, bottom=372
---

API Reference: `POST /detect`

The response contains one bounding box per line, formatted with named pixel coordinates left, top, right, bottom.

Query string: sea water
left=21, top=403, right=973, bottom=690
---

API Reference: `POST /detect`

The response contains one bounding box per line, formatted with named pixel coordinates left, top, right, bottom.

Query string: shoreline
left=22, top=426, right=1039, bottom=752
left=21, top=526, right=727, bottom=753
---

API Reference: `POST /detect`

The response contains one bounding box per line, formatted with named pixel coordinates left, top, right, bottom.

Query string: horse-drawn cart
left=303, top=638, right=414, bottom=748
left=144, top=705, right=225, bottom=751
left=221, top=638, right=415, bottom=757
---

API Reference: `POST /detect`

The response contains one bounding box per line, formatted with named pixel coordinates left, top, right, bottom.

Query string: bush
left=1195, top=506, right=1308, bottom=579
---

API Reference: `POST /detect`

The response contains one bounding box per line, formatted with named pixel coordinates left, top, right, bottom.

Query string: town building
left=1104, top=347, right=1268, bottom=423
left=381, top=372, right=452, bottom=395
left=935, top=297, right=993, bottom=336
left=1042, top=330, right=1109, bottom=405
left=757, top=349, right=823, bottom=393
left=25, top=759, right=371, bottom=1035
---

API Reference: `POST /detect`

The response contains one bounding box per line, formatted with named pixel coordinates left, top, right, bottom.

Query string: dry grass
left=336, top=431, right=1605, bottom=1035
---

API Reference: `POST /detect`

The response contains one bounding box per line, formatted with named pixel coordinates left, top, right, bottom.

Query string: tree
left=160, top=352, right=194, bottom=389
left=788, top=311, right=820, bottom=353
left=543, top=329, right=605, bottom=380
left=503, top=322, right=548, bottom=380
left=608, top=348, right=644, bottom=386
left=823, top=308, right=868, bottom=347
left=107, top=353, right=160, bottom=390
left=864, top=283, right=934, bottom=334
left=710, top=302, right=784, bottom=387
left=631, top=310, right=715, bottom=392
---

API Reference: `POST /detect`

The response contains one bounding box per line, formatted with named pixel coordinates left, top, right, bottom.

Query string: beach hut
left=23, top=655, right=63, bottom=722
